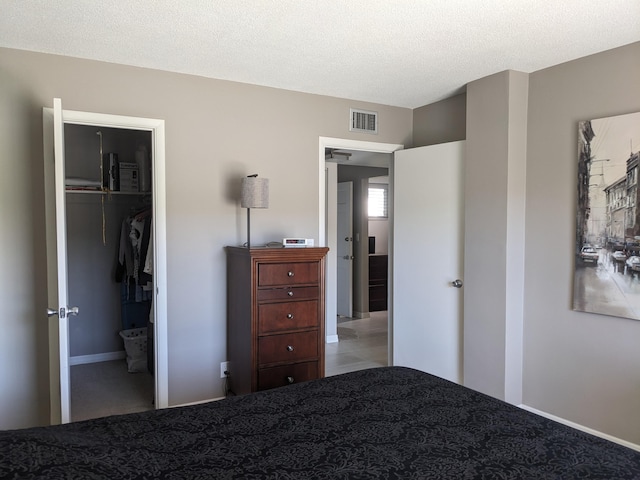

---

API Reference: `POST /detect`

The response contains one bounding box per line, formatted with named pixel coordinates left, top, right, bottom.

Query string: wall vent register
left=349, top=108, right=378, bottom=134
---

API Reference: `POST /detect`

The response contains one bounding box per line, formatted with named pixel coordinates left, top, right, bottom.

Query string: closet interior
left=64, top=124, right=155, bottom=421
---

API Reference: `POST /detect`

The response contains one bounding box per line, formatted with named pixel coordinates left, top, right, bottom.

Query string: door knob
left=451, top=279, right=463, bottom=288
left=344, top=237, right=352, bottom=242
left=343, top=255, right=354, bottom=260
left=46, top=306, right=80, bottom=318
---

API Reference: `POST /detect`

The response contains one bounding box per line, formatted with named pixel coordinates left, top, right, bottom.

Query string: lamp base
left=246, top=207, right=251, bottom=248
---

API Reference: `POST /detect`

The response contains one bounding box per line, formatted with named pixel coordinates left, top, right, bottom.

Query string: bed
left=2, top=366, right=640, bottom=479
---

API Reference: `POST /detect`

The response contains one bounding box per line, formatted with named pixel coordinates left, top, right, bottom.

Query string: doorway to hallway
left=325, top=311, right=388, bottom=376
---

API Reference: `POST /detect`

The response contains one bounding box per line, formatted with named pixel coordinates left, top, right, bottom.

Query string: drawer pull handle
left=287, top=376, right=295, bottom=384
left=288, top=271, right=294, bottom=277
left=287, top=313, right=294, bottom=319
left=287, top=291, right=294, bottom=297
left=286, top=345, right=294, bottom=352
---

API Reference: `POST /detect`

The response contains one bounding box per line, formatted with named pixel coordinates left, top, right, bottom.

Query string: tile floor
left=325, top=310, right=389, bottom=377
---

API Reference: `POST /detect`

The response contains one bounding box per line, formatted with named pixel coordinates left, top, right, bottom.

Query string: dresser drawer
left=258, top=262, right=319, bottom=287
left=258, top=331, right=318, bottom=365
left=259, top=300, right=318, bottom=334
left=258, top=361, right=319, bottom=390
left=257, top=286, right=318, bottom=302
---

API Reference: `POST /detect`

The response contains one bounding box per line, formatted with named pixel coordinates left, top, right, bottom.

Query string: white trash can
left=119, top=328, right=148, bottom=373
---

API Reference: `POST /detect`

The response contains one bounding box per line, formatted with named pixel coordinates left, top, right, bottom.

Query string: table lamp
left=241, top=174, right=269, bottom=248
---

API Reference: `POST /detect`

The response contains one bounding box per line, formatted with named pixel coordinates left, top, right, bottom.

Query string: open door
left=44, top=98, right=168, bottom=424
left=336, top=182, right=353, bottom=317
left=43, top=98, right=73, bottom=424
left=392, top=141, right=465, bottom=384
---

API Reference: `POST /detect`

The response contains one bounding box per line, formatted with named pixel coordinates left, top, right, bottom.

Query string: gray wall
left=401, top=41, right=640, bottom=445
left=524, top=42, right=640, bottom=442
left=0, top=47, right=412, bottom=428
left=0, top=54, right=50, bottom=429
left=463, top=44, right=640, bottom=443
left=464, top=70, right=529, bottom=403
left=66, top=195, right=130, bottom=356
left=3, top=41, right=640, bottom=445
left=413, top=93, right=466, bottom=147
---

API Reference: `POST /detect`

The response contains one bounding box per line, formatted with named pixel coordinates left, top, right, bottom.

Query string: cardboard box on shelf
left=119, top=162, right=139, bottom=192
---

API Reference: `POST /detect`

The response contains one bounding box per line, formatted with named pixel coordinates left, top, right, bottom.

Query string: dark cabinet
left=369, top=254, right=388, bottom=311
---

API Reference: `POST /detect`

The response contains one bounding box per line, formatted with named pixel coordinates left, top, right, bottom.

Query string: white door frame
left=318, top=137, right=403, bottom=356
left=45, top=103, right=168, bottom=422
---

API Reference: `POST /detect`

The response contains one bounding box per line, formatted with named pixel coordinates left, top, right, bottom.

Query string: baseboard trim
left=69, top=351, right=126, bottom=366
left=519, top=404, right=640, bottom=452
left=171, top=397, right=224, bottom=408
left=326, top=334, right=339, bottom=343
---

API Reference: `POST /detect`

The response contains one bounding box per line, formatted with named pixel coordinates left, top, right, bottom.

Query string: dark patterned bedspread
left=2, top=366, right=640, bottom=479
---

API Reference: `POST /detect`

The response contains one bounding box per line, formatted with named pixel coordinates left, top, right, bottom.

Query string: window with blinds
left=368, top=185, right=388, bottom=218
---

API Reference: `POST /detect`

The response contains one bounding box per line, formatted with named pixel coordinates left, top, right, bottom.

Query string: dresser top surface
left=226, top=246, right=329, bottom=261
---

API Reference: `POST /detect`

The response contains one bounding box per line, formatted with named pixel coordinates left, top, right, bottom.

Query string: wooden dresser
left=225, top=246, right=329, bottom=395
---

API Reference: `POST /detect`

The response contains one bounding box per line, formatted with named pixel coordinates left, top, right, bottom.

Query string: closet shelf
left=65, top=188, right=150, bottom=196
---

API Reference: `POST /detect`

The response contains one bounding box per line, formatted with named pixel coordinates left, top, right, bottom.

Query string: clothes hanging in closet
left=116, top=209, right=153, bottom=330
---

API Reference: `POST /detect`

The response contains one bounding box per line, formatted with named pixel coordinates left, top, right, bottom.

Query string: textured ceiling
left=1, top=0, right=639, bottom=108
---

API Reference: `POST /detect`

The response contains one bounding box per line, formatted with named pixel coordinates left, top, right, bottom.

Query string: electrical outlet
left=220, top=361, right=229, bottom=378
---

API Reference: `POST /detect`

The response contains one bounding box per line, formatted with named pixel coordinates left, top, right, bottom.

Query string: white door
left=336, top=182, right=353, bottom=317
left=43, top=98, right=73, bottom=424
left=44, top=98, right=169, bottom=424
left=392, top=141, right=465, bottom=384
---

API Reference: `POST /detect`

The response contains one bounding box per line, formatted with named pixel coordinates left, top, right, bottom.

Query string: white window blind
left=368, top=185, right=388, bottom=218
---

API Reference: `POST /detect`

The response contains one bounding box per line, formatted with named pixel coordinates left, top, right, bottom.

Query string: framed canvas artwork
left=574, top=111, right=640, bottom=319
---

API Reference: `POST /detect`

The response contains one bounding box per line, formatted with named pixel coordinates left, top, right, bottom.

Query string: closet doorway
left=44, top=99, right=167, bottom=424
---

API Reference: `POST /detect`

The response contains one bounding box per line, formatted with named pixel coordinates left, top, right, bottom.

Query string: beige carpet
left=70, top=360, right=154, bottom=422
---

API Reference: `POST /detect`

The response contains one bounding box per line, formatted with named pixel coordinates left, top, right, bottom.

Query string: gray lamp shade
left=241, top=177, right=269, bottom=209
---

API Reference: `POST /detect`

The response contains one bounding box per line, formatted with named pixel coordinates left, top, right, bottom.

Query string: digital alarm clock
left=283, top=238, right=314, bottom=247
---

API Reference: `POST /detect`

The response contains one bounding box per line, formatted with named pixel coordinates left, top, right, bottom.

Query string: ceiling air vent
left=350, top=108, right=378, bottom=134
